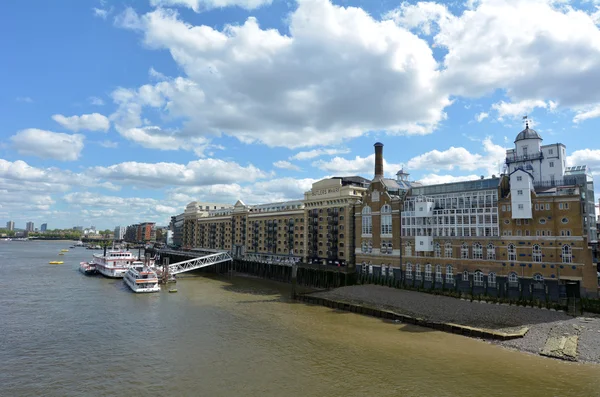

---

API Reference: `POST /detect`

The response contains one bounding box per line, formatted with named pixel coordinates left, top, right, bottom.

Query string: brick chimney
left=374, top=142, right=384, bottom=180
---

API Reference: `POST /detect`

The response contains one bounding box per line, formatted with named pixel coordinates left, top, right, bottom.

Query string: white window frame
left=473, top=243, right=483, bottom=260
left=507, top=244, right=517, bottom=261
left=425, top=264, right=432, bottom=281
left=462, top=270, right=469, bottom=282
left=532, top=245, right=542, bottom=262
left=508, top=272, right=519, bottom=287
left=361, top=206, right=372, bottom=235
left=405, top=242, right=412, bottom=257
left=415, top=263, right=421, bottom=280
left=434, top=243, right=441, bottom=258
left=488, top=272, right=497, bottom=288
left=562, top=245, right=573, bottom=263
left=487, top=243, right=496, bottom=260
left=405, top=263, right=412, bottom=279
left=474, top=271, right=484, bottom=287
left=461, top=243, right=469, bottom=259
left=445, top=242, right=453, bottom=258
left=435, top=265, right=443, bottom=283
left=445, top=265, right=454, bottom=284
left=381, top=205, right=392, bottom=236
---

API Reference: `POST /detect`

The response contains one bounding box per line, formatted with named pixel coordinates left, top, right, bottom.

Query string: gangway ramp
left=168, top=251, right=232, bottom=275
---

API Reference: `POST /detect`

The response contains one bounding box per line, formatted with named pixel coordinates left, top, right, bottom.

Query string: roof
left=515, top=126, right=542, bottom=143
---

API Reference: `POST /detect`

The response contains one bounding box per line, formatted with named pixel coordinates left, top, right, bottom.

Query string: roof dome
left=514, top=124, right=542, bottom=143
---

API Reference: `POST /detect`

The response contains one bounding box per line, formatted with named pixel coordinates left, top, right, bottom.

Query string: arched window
left=415, top=264, right=422, bottom=280
left=405, top=263, right=413, bottom=279
left=532, top=245, right=542, bottom=262
left=473, top=243, right=483, bottom=259
left=425, top=264, right=432, bottom=281
left=507, top=244, right=516, bottom=261
left=508, top=272, right=519, bottom=286
left=445, top=242, right=453, bottom=258
left=405, top=242, right=412, bottom=257
left=381, top=204, right=392, bottom=235
left=446, top=265, right=454, bottom=284
left=434, top=242, right=441, bottom=258
left=462, top=270, right=469, bottom=281
left=487, top=243, right=496, bottom=260
left=562, top=245, right=572, bottom=263
left=461, top=243, right=469, bottom=259
left=361, top=206, right=372, bottom=235
left=435, top=264, right=442, bottom=282
left=488, top=272, right=497, bottom=287
left=533, top=273, right=544, bottom=290
left=474, top=270, right=484, bottom=286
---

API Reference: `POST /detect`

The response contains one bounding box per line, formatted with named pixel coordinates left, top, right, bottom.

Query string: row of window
left=362, top=205, right=393, bottom=235
left=406, top=242, right=574, bottom=263
left=502, top=202, right=570, bottom=212
left=404, top=264, right=544, bottom=286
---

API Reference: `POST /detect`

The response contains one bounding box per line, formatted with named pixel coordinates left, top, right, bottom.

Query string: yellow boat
left=49, top=261, right=64, bottom=265
left=61, top=249, right=69, bottom=252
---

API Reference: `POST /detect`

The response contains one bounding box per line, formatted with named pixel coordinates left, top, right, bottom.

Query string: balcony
left=505, top=152, right=543, bottom=164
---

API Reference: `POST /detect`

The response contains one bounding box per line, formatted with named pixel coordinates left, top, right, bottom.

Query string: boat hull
left=123, top=275, right=160, bottom=293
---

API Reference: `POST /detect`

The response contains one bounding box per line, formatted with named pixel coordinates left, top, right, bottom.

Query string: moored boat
left=123, top=261, right=160, bottom=293
left=79, top=262, right=97, bottom=275
left=91, top=248, right=141, bottom=278
left=49, top=261, right=63, bottom=265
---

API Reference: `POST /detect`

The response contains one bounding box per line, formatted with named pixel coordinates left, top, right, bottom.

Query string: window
left=488, top=272, right=497, bottom=288
left=507, top=205, right=511, bottom=211
left=507, top=244, right=517, bottom=261
left=517, top=190, right=523, bottom=196
left=474, top=271, right=484, bottom=287
left=361, top=206, right=372, bottom=235
left=446, top=265, right=454, bottom=284
left=539, top=218, right=546, bottom=224
left=425, top=264, right=432, bottom=281
left=549, top=149, right=553, bottom=155
left=546, top=203, right=550, bottom=210
left=518, top=204, right=524, bottom=210
left=461, top=243, right=469, bottom=259
left=434, top=243, right=441, bottom=258
left=415, top=264, right=422, bottom=280
left=473, top=243, right=483, bottom=259
left=549, top=161, right=554, bottom=168
left=445, top=242, right=453, bottom=258
left=532, top=245, right=542, bottom=262
left=535, top=204, right=539, bottom=210
left=405, top=263, right=412, bottom=279
left=516, top=219, right=521, bottom=225
left=435, top=265, right=442, bottom=282
left=405, top=242, right=412, bottom=257
left=559, top=203, right=563, bottom=210
left=462, top=270, right=469, bottom=282
left=487, top=244, right=496, bottom=260
left=562, top=245, right=573, bottom=263
left=502, top=205, right=506, bottom=211
left=517, top=176, right=522, bottom=181
left=561, top=217, right=569, bottom=224
left=508, top=272, right=519, bottom=287
left=381, top=205, right=392, bottom=235
left=533, top=273, right=544, bottom=289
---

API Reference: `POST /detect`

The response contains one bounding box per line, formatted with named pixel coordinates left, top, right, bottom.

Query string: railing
left=505, top=152, right=543, bottom=164
left=533, top=178, right=579, bottom=188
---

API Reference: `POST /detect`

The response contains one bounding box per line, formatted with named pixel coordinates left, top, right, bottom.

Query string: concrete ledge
left=295, top=293, right=529, bottom=341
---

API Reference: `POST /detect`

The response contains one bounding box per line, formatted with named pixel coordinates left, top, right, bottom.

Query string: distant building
left=6, top=221, right=14, bottom=231
left=41, top=223, right=47, bottom=232
left=73, top=226, right=83, bottom=231
left=26, top=222, right=34, bottom=232
left=114, top=226, right=125, bottom=240
left=169, top=213, right=185, bottom=247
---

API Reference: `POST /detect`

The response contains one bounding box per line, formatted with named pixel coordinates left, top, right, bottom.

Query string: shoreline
left=302, top=284, right=600, bottom=364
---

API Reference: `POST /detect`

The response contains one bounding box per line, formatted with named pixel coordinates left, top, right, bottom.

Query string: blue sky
left=2, top=0, right=600, bottom=230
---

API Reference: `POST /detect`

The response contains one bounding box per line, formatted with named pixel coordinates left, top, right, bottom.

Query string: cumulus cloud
left=475, top=112, right=488, bottom=122
left=113, top=1, right=450, bottom=149
left=567, top=149, right=600, bottom=175
left=93, top=7, right=109, bottom=19
left=89, top=158, right=268, bottom=187
left=389, top=0, right=600, bottom=116
left=313, top=154, right=401, bottom=177
left=491, top=99, right=554, bottom=120
left=273, top=160, right=301, bottom=171
left=149, top=0, right=272, bottom=12
left=417, top=174, right=482, bottom=185
left=573, top=106, right=600, bottom=123
left=52, top=113, right=110, bottom=132
left=89, top=96, right=105, bottom=106
left=290, top=148, right=351, bottom=161
left=10, top=129, right=85, bottom=161
left=406, top=137, right=506, bottom=176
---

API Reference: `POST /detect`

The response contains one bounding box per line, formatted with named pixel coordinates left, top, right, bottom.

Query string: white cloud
left=98, top=140, right=119, bottom=148
left=149, top=67, right=167, bottom=81
left=149, top=0, right=272, bottom=12
left=406, top=137, right=506, bottom=176
left=573, top=105, right=600, bottom=123
left=89, top=96, right=105, bottom=106
left=89, top=158, right=268, bottom=187
left=567, top=149, right=600, bottom=175
left=273, top=160, right=301, bottom=171
left=10, top=129, right=85, bottom=161
left=156, top=204, right=178, bottom=214
left=52, top=113, right=110, bottom=132
left=93, top=7, right=108, bottom=19
left=313, top=154, right=401, bottom=177
left=390, top=0, right=600, bottom=114
left=491, top=99, right=550, bottom=120
left=475, top=112, right=488, bottom=122
left=114, top=1, right=451, bottom=149
left=290, top=148, right=351, bottom=161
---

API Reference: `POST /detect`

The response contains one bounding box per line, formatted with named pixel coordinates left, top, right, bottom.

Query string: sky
left=2, top=0, right=600, bottom=230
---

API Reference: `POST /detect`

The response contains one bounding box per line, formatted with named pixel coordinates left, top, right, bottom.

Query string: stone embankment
left=302, top=285, right=600, bottom=364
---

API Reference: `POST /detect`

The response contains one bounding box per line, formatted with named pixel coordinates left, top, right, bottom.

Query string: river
left=1, top=240, right=599, bottom=397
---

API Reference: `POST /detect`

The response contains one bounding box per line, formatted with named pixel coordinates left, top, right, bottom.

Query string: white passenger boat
left=91, top=249, right=139, bottom=278
left=123, top=261, right=160, bottom=293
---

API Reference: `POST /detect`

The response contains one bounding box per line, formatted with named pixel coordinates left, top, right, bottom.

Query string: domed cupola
left=514, top=121, right=542, bottom=143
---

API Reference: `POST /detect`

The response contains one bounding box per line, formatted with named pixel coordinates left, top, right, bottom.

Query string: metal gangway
left=167, top=251, right=233, bottom=275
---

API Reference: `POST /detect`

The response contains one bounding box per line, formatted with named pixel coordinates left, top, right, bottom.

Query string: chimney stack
left=374, top=142, right=384, bottom=180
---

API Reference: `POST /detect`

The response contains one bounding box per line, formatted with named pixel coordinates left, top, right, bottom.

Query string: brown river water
left=1, top=241, right=599, bottom=397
